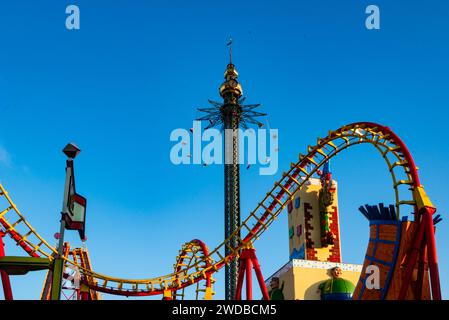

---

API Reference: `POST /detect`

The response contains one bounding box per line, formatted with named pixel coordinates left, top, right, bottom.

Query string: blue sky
left=0, top=0, right=448, bottom=299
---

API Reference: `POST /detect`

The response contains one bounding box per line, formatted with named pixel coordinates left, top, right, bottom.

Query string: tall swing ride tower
left=197, top=40, right=266, bottom=300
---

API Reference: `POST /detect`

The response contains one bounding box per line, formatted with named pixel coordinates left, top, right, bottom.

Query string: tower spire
left=220, top=38, right=242, bottom=105
left=227, top=37, right=233, bottom=64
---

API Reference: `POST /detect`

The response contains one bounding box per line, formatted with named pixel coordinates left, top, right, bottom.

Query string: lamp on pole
left=50, top=143, right=80, bottom=300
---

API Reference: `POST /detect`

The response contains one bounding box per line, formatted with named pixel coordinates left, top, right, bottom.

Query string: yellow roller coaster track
left=172, top=239, right=215, bottom=300
left=0, top=122, right=434, bottom=297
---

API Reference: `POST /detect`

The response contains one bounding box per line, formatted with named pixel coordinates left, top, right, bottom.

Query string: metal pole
left=415, top=234, right=427, bottom=299
left=245, top=258, right=252, bottom=300
left=424, top=208, right=442, bottom=300
left=51, top=159, right=73, bottom=300
left=398, top=213, right=427, bottom=299
left=0, top=231, right=13, bottom=300
left=224, top=113, right=241, bottom=300
left=251, top=251, right=270, bottom=300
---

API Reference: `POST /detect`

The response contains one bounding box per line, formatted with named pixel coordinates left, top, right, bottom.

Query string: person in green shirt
left=318, top=267, right=355, bottom=300
left=268, top=277, right=285, bottom=300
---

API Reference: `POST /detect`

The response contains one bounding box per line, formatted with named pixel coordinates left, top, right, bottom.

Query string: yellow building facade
left=266, top=177, right=363, bottom=300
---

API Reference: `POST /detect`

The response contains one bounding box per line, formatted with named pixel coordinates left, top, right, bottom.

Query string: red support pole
left=398, top=215, right=427, bottom=299
left=0, top=231, right=13, bottom=300
left=80, top=292, right=89, bottom=300
left=251, top=254, right=270, bottom=300
left=235, top=247, right=269, bottom=300
left=245, top=258, right=252, bottom=300
left=424, top=208, right=442, bottom=300
left=415, top=234, right=427, bottom=299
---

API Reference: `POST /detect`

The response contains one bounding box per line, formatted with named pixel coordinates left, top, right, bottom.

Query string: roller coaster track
left=0, top=122, right=439, bottom=298
left=172, top=239, right=215, bottom=300
left=40, top=243, right=101, bottom=300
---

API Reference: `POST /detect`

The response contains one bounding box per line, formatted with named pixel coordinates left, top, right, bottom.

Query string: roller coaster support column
left=399, top=187, right=441, bottom=300
left=424, top=206, right=441, bottom=299
left=0, top=231, right=13, bottom=300
left=234, top=244, right=269, bottom=300
left=80, top=283, right=90, bottom=300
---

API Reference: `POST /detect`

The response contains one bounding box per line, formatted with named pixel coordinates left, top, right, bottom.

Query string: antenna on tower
left=226, top=37, right=233, bottom=64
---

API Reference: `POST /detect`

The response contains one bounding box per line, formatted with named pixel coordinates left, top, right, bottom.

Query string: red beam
left=415, top=234, right=427, bottom=299
left=234, top=248, right=269, bottom=301
left=0, top=232, right=13, bottom=300
left=245, top=258, right=252, bottom=300
left=0, top=219, right=40, bottom=258
left=252, top=253, right=270, bottom=300
left=424, top=208, right=441, bottom=300
left=398, top=214, right=426, bottom=299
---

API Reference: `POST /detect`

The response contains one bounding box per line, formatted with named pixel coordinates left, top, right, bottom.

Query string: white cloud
left=0, top=145, right=11, bottom=167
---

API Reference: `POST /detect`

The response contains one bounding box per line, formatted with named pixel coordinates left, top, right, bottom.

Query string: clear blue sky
left=0, top=0, right=448, bottom=299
